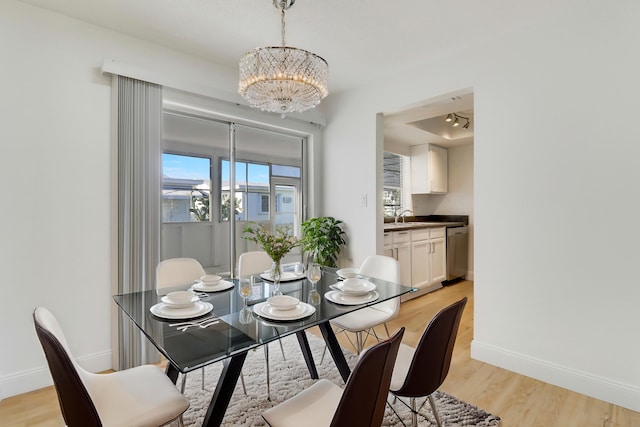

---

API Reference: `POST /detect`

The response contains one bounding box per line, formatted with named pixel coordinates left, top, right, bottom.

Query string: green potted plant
left=300, top=217, right=346, bottom=268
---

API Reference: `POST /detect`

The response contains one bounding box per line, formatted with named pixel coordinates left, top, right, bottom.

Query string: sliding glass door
left=161, top=110, right=304, bottom=277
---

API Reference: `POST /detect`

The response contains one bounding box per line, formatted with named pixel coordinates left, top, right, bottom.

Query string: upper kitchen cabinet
left=410, top=144, right=448, bottom=194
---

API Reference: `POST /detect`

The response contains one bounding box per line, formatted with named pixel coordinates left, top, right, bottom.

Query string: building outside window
left=220, top=160, right=271, bottom=222
left=162, top=153, right=211, bottom=222
left=383, top=152, right=411, bottom=217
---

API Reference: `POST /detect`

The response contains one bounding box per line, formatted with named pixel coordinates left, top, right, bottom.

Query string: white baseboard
left=471, top=339, right=640, bottom=413
left=0, top=366, right=52, bottom=399
left=0, top=350, right=112, bottom=399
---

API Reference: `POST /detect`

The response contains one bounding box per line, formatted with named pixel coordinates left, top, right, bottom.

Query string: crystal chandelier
left=238, top=0, right=329, bottom=115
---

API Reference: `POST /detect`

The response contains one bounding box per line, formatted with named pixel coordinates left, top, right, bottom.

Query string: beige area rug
left=176, top=333, right=500, bottom=426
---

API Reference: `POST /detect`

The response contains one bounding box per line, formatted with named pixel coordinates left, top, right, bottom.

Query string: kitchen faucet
left=394, top=209, right=413, bottom=224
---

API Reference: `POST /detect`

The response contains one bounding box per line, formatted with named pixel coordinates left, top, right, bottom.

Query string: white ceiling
left=18, top=0, right=564, bottom=147
left=383, top=91, right=475, bottom=149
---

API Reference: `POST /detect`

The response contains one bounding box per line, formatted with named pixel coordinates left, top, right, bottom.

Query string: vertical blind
left=117, top=76, right=162, bottom=369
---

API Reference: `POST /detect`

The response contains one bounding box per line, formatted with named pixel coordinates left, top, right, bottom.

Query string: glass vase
left=270, top=259, right=282, bottom=295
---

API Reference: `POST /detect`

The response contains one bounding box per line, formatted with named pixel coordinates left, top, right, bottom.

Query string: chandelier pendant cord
left=280, top=2, right=286, bottom=47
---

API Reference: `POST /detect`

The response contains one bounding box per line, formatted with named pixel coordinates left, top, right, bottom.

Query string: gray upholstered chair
left=33, top=306, right=189, bottom=427
left=262, top=327, right=405, bottom=427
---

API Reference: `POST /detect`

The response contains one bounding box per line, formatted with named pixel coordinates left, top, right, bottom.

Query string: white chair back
left=359, top=255, right=401, bottom=315
left=238, top=251, right=273, bottom=277
left=359, top=255, right=401, bottom=283
left=156, top=257, right=206, bottom=295
left=34, top=307, right=83, bottom=372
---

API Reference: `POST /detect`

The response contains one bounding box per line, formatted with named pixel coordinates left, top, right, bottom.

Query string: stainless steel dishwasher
left=446, top=226, right=468, bottom=282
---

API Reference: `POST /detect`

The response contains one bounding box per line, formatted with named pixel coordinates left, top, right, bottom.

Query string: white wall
left=322, top=1, right=640, bottom=412
left=0, top=0, right=241, bottom=398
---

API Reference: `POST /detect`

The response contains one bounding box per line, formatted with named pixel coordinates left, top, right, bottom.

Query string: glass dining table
left=113, top=267, right=414, bottom=427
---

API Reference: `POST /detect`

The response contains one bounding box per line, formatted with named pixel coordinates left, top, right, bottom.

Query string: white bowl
left=341, top=277, right=366, bottom=292
left=267, top=295, right=300, bottom=311
left=163, top=291, right=198, bottom=308
left=336, top=268, right=358, bottom=279
left=200, top=274, right=221, bottom=285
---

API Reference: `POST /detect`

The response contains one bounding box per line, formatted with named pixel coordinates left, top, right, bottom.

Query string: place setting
left=325, top=269, right=379, bottom=306
left=252, top=295, right=316, bottom=322
left=149, top=290, right=214, bottom=320
left=192, top=274, right=234, bottom=292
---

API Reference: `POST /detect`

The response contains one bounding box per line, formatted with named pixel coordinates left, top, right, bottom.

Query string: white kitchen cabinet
left=383, top=230, right=412, bottom=286
left=429, top=228, right=447, bottom=284
left=409, top=227, right=446, bottom=294
left=410, top=240, right=430, bottom=286
left=385, top=226, right=447, bottom=302
left=410, top=144, right=448, bottom=194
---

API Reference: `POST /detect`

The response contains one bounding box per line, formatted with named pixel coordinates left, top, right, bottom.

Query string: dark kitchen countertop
left=384, top=221, right=464, bottom=231
left=383, top=214, right=468, bottom=232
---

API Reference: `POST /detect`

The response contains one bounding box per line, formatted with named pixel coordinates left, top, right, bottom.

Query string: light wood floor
left=2, top=281, right=638, bottom=426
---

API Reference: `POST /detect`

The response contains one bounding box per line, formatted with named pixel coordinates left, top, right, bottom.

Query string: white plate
left=324, top=290, right=380, bottom=306
left=331, top=280, right=376, bottom=296
left=260, top=271, right=306, bottom=282
left=192, top=279, right=234, bottom=292
left=161, top=295, right=199, bottom=308
left=150, top=301, right=213, bottom=320
left=253, top=301, right=316, bottom=321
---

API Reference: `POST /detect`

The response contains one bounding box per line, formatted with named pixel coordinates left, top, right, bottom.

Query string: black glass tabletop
left=113, top=267, right=414, bottom=373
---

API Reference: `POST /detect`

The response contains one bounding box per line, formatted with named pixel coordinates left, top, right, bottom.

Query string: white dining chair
left=329, top=255, right=401, bottom=354
left=156, top=257, right=247, bottom=394
left=237, top=251, right=273, bottom=281
left=238, top=250, right=286, bottom=400
left=156, top=257, right=206, bottom=295
left=34, top=307, right=190, bottom=427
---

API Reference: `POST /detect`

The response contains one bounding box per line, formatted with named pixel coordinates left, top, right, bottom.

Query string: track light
left=445, top=113, right=471, bottom=129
